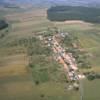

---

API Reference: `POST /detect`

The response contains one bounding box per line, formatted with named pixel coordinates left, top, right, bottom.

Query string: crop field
left=0, top=7, right=100, bottom=100
left=0, top=54, right=28, bottom=77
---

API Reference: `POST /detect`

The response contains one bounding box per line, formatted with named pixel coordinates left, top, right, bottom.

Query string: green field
left=83, top=79, right=100, bottom=100
left=0, top=7, right=100, bottom=100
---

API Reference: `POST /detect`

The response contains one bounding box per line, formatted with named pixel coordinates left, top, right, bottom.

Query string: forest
left=47, top=6, right=100, bottom=23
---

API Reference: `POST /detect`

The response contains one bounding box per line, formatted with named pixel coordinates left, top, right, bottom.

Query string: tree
left=0, top=20, right=8, bottom=30
left=35, top=80, right=40, bottom=85
left=87, top=74, right=95, bottom=80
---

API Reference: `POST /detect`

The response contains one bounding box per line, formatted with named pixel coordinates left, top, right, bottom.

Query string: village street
left=47, top=35, right=85, bottom=82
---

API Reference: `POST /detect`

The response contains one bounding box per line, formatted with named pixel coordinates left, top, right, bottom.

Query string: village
left=42, top=30, right=86, bottom=90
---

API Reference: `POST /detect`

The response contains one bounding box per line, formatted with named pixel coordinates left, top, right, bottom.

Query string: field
left=0, top=7, right=100, bottom=100
left=84, top=79, right=100, bottom=100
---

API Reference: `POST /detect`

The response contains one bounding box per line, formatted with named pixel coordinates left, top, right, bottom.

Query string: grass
left=31, top=82, right=80, bottom=100
left=83, top=79, right=100, bottom=100
left=0, top=78, right=35, bottom=100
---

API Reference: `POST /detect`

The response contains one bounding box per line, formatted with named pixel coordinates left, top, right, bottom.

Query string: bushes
left=84, top=72, right=100, bottom=80
left=18, top=37, right=38, bottom=47
left=0, top=20, right=8, bottom=30
left=26, top=36, right=52, bottom=83
left=28, top=43, right=51, bottom=56
left=28, top=39, right=51, bottom=56
left=29, top=63, right=35, bottom=68
left=32, top=68, right=49, bottom=83
left=87, top=74, right=95, bottom=80
left=76, top=54, right=91, bottom=69
left=71, top=46, right=92, bottom=68
left=63, top=33, right=91, bottom=69
left=3, top=37, right=38, bottom=47
left=62, top=33, right=78, bottom=48
left=40, top=94, right=45, bottom=98
left=95, top=74, right=100, bottom=79
left=0, top=20, right=9, bottom=39
left=35, top=80, right=40, bottom=85
left=43, top=27, right=58, bottom=37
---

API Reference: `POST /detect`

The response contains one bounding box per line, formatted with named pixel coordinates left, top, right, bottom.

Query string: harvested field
left=0, top=54, right=28, bottom=77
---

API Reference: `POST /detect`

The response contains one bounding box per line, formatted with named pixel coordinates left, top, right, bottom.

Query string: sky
left=1, top=0, right=100, bottom=7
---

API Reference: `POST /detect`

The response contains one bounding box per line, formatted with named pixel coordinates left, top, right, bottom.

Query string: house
left=60, top=32, right=69, bottom=38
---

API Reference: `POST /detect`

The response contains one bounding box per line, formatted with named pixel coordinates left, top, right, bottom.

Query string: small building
left=38, top=35, right=43, bottom=40
left=73, top=83, right=79, bottom=90
left=68, top=85, right=73, bottom=90
left=78, top=74, right=86, bottom=79
left=48, top=43, right=51, bottom=47
left=60, top=32, right=69, bottom=38
left=48, top=37, right=52, bottom=41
